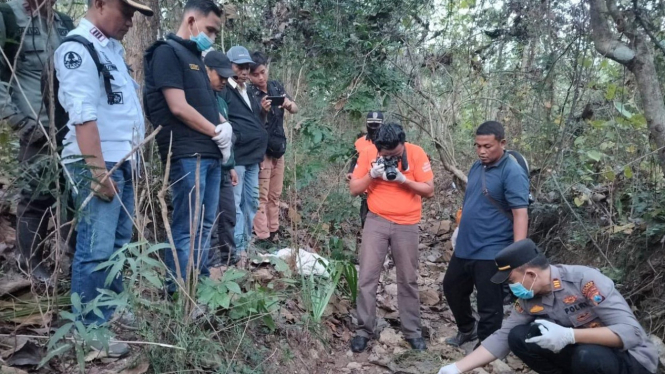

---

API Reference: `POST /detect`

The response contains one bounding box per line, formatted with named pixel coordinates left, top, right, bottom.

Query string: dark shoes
left=350, top=336, right=369, bottom=353
left=445, top=328, right=478, bottom=347
left=406, top=337, right=427, bottom=351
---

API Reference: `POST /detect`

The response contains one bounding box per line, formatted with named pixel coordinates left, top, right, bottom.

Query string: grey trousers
left=356, top=212, right=422, bottom=339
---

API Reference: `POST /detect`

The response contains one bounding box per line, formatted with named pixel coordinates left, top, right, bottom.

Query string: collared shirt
left=455, top=152, right=529, bottom=260
left=55, top=18, right=144, bottom=164
left=0, top=0, right=70, bottom=125
left=482, top=265, right=658, bottom=373
left=228, top=77, right=251, bottom=110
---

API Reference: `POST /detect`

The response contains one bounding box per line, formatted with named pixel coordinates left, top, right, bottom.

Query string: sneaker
left=111, top=310, right=138, bottom=330
left=445, top=328, right=478, bottom=347
left=350, top=335, right=369, bottom=353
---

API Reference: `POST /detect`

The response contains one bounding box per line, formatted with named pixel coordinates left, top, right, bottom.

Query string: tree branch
left=588, top=0, right=636, bottom=64
left=632, top=2, right=665, bottom=56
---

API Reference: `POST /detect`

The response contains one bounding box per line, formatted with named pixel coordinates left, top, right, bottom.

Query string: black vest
left=144, top=34, right=220, bottom=162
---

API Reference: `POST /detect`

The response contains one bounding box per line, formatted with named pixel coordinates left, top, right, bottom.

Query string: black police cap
left=204, top=51, right=235, bottom=79
left=367, top=111, right=384, bottom=124
left=490, top=239, right=541, bottom=284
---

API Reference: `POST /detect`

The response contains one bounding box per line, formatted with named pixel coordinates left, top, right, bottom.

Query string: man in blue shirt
left=443, top=121, right=529, bottom=347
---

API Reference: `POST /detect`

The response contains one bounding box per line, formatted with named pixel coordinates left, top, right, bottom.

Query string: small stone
left=346, top=362, right=362, bottom=370
left=393, top=346, right=407, bottom=355
left=384, top=284, right=398, bottom=297
left=437, top=220, right=452, bottom=235
left=490, top=359, right=514, bottom=373
left=418, top=243, right=428, bottom=250
left=368, top=345, right=390, bottom=367
left=419, top=289, right=440, bottom=306
left=253, top=268, right=273, bottom=282
left=379, top=328, right=402, bottom=346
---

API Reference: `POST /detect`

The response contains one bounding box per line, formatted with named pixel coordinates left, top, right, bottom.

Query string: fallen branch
left=0, top=334, right=185, bottom=350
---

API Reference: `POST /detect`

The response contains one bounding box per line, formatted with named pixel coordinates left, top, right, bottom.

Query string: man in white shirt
left=54, top=0, right=152, bottom=356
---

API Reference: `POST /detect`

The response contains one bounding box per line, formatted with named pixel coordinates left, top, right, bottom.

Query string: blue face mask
left=509, top=273, right=537, bottom=299
left=190, top=20, right=214, bottom=51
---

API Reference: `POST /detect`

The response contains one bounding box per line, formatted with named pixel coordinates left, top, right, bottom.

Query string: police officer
left=0, top=0, right=75, bottom=281
left=438, top=239, right=658, bottom=374
left=55, top=0, right=153, bottom=357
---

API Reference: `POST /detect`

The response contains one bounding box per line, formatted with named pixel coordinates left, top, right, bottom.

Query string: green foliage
left=300, top=260, right=344, bottom=323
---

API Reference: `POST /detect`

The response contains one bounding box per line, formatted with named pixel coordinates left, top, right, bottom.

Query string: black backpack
left=40, top=35, right=113, bottom=146
left=481, top=149, right=534, bottom=221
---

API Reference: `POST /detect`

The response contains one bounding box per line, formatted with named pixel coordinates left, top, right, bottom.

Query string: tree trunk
left=124, top=0, right=161, bottom=102
left=587, top=0, right=665, bottom=175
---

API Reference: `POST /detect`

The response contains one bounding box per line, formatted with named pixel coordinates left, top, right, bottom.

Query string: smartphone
left=266, top=96, right=285, bottom=106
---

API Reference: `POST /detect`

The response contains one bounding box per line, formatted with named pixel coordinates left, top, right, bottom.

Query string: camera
left=378, top=157, right=399, bottom=181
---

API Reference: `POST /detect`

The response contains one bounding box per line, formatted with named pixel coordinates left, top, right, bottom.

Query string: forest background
left=1, top=0, right=665, bottom=373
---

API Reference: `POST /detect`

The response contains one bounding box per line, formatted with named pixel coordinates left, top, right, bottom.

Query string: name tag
left=189, top=64, right=200, bottom=71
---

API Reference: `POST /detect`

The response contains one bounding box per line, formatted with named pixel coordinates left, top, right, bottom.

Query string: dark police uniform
left=483, top=250, right=658, bottom=373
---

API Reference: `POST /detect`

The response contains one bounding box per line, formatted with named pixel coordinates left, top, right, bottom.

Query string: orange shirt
left=352, top=142, right=434, bottom=225
left=355, top=136, right=375, bottom=154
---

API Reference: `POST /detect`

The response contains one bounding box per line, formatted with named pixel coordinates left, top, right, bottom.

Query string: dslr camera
left=377, top=156, right=400, bottom=181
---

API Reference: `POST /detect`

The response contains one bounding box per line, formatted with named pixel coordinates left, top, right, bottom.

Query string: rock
left=377, top=294, right=397, bottom=312
left=471, top=369, right=490, bottom=374
left=393, top=346, right=407, bottom=355
left=437, top=220, right=452, bottom=235
left=419, top=289, right=440, bottom=306
left=379, top=328, right=402, bottom=346
left=425, top=261, right=445, bottom=272
left=346, top=362, right=362, bottom=370
left=490, top=359, right=514, bottom=373
left=650, top=335, right=665, bottom=367
left=252, top=268, right=273, bottom=282
left=309, top=349, right=319, bottom=361
left=426, top=254, right=438, bottom=263
left=418, top=243, right=428, bottom=250
left=368, top=345, right=390, bottom=367
left=384, top=284, right=398, bottom=297
left=506, top=355, right=523, bottom=370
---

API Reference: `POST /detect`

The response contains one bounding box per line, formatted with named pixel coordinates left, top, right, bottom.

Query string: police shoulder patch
left=552, top=278, right=562, bottom=290
left=64, top=51, right=82, bottom=69
left=514, top=301, right=524, bottom=314
left=582, top=281, right=605, bottom=306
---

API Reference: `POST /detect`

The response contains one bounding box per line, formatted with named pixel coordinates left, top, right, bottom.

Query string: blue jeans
left=166, top=157, right=221, bottom=287
left=233, top=164, right=259, bottom=253
left=67, top=161, right=135, bottom=326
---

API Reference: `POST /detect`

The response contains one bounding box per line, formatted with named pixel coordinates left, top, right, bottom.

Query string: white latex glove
left=212, top=122, right=233, bottom=162
left=369, top=163, right=385, bottom=179
left=438, top=363, right=461, bottom=374
left=525, top=319, right=575, bottom=353
left=382, top=169, right=407, bottom=184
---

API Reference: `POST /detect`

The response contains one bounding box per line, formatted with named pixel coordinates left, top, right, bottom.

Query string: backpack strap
left=55, top=11, right=75, bottom=32
left=481, top=163, right=514, bottom=222
left=61, top=35, right=113, bottom=97
left=0, top=3, right=20, bottom=77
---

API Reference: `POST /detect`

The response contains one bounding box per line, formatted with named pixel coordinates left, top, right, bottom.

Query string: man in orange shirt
left=349, top=123, right=434, bottom=353
left=347, top=111, right=384, bottom=227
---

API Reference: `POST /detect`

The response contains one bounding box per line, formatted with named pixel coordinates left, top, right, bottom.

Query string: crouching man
left=349, top=123, right=434, bottom=353
left=438, top=239, right=658, bottom=374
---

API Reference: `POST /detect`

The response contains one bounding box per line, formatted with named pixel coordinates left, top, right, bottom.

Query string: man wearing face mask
left=144, top=0, right=231, bottom=289
left=217, top=45, right=268, bottom=266
left=443, top=121, right=530, bottom=348
left=346, top=111, right=383, bottom=228
left=349, top=123, right=434, bottom=353
left=438, top=239, right=658, bottom=374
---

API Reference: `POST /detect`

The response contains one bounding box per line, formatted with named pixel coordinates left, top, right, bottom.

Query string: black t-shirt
left=249, top=80, right=291, bottom=134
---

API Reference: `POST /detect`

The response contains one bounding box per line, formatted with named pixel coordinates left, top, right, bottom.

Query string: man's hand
left=382, top=170, right=407, bottom=184
left=369, top=163, right=385, bottom=179
left=281, top=97, right=293, bottom=111
left=438, top=363, right=461, bottom=374
left=11, top=116, right=45, bottom=145
left=261, top=96, right=271, bottom=112
left=525, top=320, right=575, bottom=353
left=213, top=122, right=233, bottom=162
left=346, top=173, right=353, bottom=181
left=230, top=169, right=239, bottom=186
left=92, top=173, right=117, bottom=202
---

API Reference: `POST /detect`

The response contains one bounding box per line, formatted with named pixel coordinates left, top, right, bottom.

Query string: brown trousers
left=253, top=155, right=285, bottom=239
left=356, top=212, right=422, bottom=339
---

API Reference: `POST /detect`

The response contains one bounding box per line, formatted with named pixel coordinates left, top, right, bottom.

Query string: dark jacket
left=218, top=80, right=268, bottom=166
left=143, top=34, right=220, bottom=163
